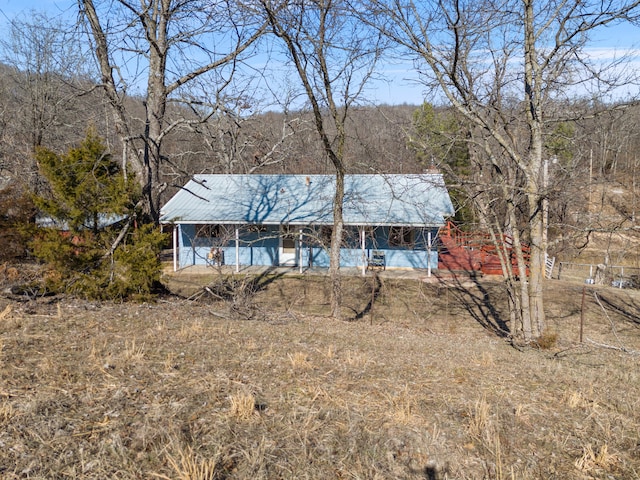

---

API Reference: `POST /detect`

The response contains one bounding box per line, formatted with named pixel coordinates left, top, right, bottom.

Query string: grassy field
left=0, top=271, right=639, bottom=479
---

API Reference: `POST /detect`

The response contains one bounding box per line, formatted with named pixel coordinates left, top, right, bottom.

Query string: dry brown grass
left=575, top=443, right=620, bottom=474
left=0, top=274, right=639, bottom=478
left=287, top=351, right=311, bottom=370
left=228, top=391, right=258, bottom=421
left=536, top=329, right=558, bottom=349
left=154, top=444, right=220, bottom=480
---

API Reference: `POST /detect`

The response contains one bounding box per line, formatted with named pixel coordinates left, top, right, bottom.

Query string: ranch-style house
left=160, top=173, right=455, bottom=275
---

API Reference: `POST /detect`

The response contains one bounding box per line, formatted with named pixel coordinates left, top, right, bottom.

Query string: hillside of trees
left=0, top=61, right=421, bottom=193
left=2, top=55, right=640, bottom=266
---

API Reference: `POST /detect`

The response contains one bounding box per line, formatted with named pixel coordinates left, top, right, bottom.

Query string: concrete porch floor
left=162, top=263, right=477, bottom=284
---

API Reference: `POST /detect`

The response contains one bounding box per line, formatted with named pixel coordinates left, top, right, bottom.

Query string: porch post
left=427, top=230, right=432, bottom=278
left=173, top=225, right=178, bottom=272
left=299, top=229, right=304, bottom=274
left=361, top=227, right=366, bottom=277
left=235, top=226, right=240, bottom=273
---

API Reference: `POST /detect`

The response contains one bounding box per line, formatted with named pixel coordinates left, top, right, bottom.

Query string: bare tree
left=258, top=0, right=383, bottom=318
left=0, top=67, right=8, bottom=181
left=196, top=101, right=306, bottom=175
left=365, top=0, right=640, bottom=341
left=0, top=13, right=93, bottom=186
left=79, top=0, right=266, bottom=221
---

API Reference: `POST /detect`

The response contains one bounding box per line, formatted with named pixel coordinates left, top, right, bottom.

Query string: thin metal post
left=580, top=286, right=586, bottom=343
left=299, top=229, right=303, bottom=274
left=620, top=267, right=624, bottom=288
left=427, top=230, right=432, bottom=277
left=173, top=225, right=178, bottom=272
left=558, top=262, right=563, bottom=280
left=235, top=226, right=240, bottom=273
left=361, top=227, right=366, bottom=276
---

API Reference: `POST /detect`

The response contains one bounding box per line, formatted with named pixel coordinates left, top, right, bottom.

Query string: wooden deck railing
left=439, top=222, right=531, bottom=274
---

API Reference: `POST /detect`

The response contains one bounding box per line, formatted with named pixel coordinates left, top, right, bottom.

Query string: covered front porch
left=167, top=223, right=441, bottom=277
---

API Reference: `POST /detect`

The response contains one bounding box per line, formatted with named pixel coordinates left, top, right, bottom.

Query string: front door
left=279, top=226, right=298, bottom=266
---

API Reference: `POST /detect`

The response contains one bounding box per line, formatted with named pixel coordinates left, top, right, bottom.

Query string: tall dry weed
left=466, top=396, right=509, bottom=479
left=178, top=320, right=204, bottom=340
left=123, top=339, right=145, bottom=362
left=228, top=391, right=256, bottom=421
left=387, top=385, right=416, bottom=425
left=288, top=351, right=311, bottom=370
left=467, top=395, right=491, bottom=438
left=163, top=351, right=179, bottom=372
left=566, top=390, right=584, bottom=409
left=0, top=304, right=12, bottom=321
left=322, top=344, right=336, bottom=359
left=0, top=400, right=14, bottom=424
left=575, top=443, right=618, bottom=472
left=344, top=349, right=369, bottom=367
left=565, top=390, right=599, bottom=412
left=155, top=445, right=219, bottom=480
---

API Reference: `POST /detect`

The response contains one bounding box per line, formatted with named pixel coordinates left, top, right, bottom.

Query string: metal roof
left=36, top=213, right=126, bottom=231
left=160, top=174, right=455, bottom=227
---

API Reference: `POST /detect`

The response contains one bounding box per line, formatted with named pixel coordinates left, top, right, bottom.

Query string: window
left=282, top=236, right=296, bottom=253
left=320, top=226, right=333, bottom=245
left=342, top=226, right=361, bottom=248
left=309, top=225, right=359, bottom=248
left=388, top=226, right=414, bottom=248
left=246, top=224, right=268, bottom=234
left=195, top=224, right=230, bottom=239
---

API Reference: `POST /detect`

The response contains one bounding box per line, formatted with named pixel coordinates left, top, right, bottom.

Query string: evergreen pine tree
left=31, top=129, right=167, bottom=300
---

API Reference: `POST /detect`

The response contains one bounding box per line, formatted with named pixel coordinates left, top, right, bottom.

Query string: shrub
left=0, top=184, right=36, bottom=261
left=31, top=223, right=167, bottom=301
left=28, top=130, right=168, bottom=301
left=535, top=330, right=558, bottom=350
left=104, top=223, right=167, bottom=301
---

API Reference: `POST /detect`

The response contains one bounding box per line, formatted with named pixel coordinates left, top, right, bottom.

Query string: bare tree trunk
left=523, top=0, right=545, bottom=338
left=80, top=0, right=265, bottom=222
left=260, top=0, right=379, bottom=319
left=509, top=208, right=533, bottom=340
left=81, top=0, right=146, bottom=202
left=330, top=169, right=345, bottom=318
left=365, top=0, right=640, bottom=341
left=144, top=27, right=168, bottom=222
left=527, top=187, right=546, bottom=337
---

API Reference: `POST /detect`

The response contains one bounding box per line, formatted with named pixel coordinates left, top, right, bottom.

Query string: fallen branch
left=103, top=214, right=134, bottom=259
left=0, top=304, right=11, bottom=320
left=186, top=289, right=205, bottom=302
left=204, top=286, right=225, bottom=300
left=585, top=337, right=640, bottom=355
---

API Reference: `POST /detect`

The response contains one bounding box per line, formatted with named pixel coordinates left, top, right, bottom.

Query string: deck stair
left=438, top=222, right=530, bottom=276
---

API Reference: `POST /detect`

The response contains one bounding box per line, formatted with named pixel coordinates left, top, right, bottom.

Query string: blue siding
left=175, top=224, right=440, bottom=270
left=178, top=224, right=281, bottom=267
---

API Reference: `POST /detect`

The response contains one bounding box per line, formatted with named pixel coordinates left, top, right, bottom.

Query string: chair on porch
left=207, top=247, right=225, bottom=267
left=367, top=250, right=386, bottom=270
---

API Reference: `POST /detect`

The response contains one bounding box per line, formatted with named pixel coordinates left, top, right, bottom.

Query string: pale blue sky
left=1, top=0, right=639, bottom=106
left=1, top=0, right=75, bottom=19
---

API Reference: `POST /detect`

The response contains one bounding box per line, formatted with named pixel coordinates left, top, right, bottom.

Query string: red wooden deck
left=438, top=222, right=530, bottom=276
